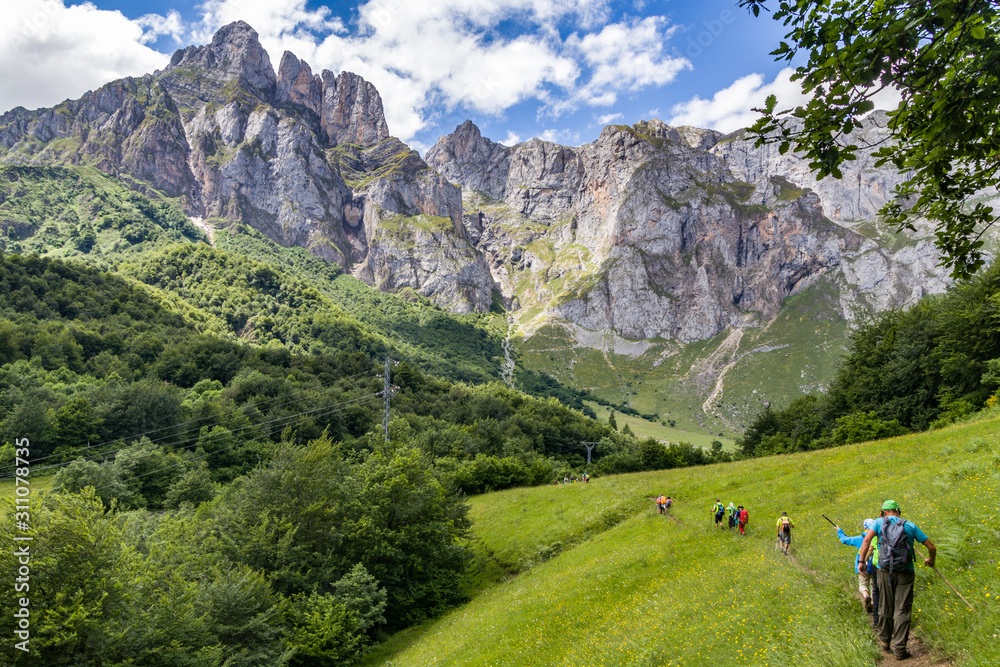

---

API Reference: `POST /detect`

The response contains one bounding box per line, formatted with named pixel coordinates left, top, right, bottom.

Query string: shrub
left=830, top=411, right=908, bottom=445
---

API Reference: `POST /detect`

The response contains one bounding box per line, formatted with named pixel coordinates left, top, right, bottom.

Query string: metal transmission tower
left=382, top=357, right=392, bottom=442
left=581, top=441, right=599, bottom=464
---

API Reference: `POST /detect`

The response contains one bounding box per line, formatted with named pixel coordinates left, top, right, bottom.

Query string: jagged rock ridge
left=0, top=21, right=491, bottom=313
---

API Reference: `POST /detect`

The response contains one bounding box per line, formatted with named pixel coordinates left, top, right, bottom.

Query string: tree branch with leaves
left=739, top=0, right=1000, bottom=279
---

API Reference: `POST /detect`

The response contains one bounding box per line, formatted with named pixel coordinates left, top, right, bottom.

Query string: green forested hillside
left=0, top=165, right=204, bottom=257
left=740, top=261, right=1000, bottom=457
left=363, top=417, right=1000, bottom=667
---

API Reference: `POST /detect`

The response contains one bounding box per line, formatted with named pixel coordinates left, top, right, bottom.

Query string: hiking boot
left=878, top=641, right=892, bottom=653
left=864, top=594, right=873, bottom=613
left=894, top=649, right=911, bottom=660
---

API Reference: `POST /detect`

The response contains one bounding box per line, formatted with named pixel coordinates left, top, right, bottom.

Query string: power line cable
left=1, top=369, right=378, bottom=473
left=86, top=393, right=383, bottom=496
left=0, top=391, right=382, bottom=481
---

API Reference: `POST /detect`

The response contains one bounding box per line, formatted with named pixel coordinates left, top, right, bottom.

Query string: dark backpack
left=878, top=517, right=911, bottom=574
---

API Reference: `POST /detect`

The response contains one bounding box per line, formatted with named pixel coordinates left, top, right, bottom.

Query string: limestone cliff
left=426, top=118, right=950, bottom=342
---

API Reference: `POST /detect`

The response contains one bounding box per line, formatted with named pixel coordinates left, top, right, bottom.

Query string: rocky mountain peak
left=318, top=70, right=390, bottom=146
left=275, top=51, right=322, bottom=116
left=425, top=120, right=511, bottom=197
left=167, top=20, right=276, bottom=99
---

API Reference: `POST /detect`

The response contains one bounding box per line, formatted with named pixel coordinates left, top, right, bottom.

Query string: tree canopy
left=740, top=0, right=1000, bottom=279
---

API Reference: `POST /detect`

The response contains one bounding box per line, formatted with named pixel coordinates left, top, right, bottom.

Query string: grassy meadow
left=363, top=416, right=1000, bottom=666
left=584, top=401, right=736, bottom=451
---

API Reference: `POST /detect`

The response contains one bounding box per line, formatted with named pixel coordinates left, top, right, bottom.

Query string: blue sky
left=0, top=1, right=816, bottom=152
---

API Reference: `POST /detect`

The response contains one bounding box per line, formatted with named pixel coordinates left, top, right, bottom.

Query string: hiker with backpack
left=726, top=502, right=737, bottom=530
left=713, top=499, right=725, bottom=527
left=835, top=519, right=877, bottom=614
left=776, top=511, right=794, bottom=554
left=857, top=500, right=937, bottom=660
left=737, top=505, right=748, bottom=535
left=665, top=496, right=673, bottom=511
left=656, top=494, right=667, bottom=514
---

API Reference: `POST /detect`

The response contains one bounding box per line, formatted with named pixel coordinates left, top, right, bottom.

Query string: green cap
left=882, top=499, right=900, bottom=511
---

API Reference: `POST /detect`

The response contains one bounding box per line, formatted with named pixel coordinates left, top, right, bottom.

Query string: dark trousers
left=876, top=569, right=915, bottom=654
left=872, top=574, right=880, bottom=625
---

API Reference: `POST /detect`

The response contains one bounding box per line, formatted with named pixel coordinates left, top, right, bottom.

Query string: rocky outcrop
left=712, top=114, right=904, bottom=223
left=319, top=71, right=390, bottom=147
left=428, top=118, right=950, bottom=342
left=0, top=76, right=196, bottom=200
left=425, top=120, right=511, bottom=197
left=166, top=20, right=277, bottom=101
left=275, top=52, right=322, bottom=117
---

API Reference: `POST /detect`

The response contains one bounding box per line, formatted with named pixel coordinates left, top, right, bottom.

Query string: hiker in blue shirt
left=835, top=519, right=876, bottom=616
left=857, top=500, right=937, bottom=661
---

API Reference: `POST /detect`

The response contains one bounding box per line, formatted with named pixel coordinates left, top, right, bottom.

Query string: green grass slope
left=364, top=416, right=1000, bottom=667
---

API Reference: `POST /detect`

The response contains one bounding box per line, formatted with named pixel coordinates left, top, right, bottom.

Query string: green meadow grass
left=0, top=474, right=54, bottom=501
left=584, top=401, right=736, bottom=451
left=364, top=417, right=1000, bottom=666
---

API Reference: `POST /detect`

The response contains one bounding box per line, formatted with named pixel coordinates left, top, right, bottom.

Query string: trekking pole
left=913, top=544, right=980, bottom=617
left=820, top=514, right=838, bottom=528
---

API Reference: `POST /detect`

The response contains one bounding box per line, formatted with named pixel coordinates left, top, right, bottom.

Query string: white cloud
left=597, top=112, right=622, bottom=124
left=195, top=0, right=343, bottom=43
left=870, top=85, right=903, bottom=112
left=195, top=1, right=687, bottom=142
left=500, top=131, right=521, bottom=146
left=563, top=16, right=690, bottom=110
left=135, top=10, right=185, bottom=44
left=535, top=128, right=580, bottom=145
left=668, top=68, right=808, bottom=133
left=0, top=0, right=173, bottom=113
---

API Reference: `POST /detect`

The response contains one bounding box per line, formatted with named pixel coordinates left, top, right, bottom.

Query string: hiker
left=776, top=511, right=794, bottom=555
left=656, top=494, right=667, bottom=514
left=713, top=499, right=725, bottom=527
left=726, top=502, right=737, bottom=530
left=665, top=496, right=673, bottom=511
left=857, top=500, right=937, bottom=660
left=737, top=505, right=748, bottom=535
left=835, top=519, right=877, bottom=614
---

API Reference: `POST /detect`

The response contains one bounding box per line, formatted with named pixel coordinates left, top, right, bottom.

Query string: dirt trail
left=877, top=635, right=953, bottom=667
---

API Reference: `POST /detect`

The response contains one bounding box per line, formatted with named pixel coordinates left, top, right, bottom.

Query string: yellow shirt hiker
left=776, top=511, right=794, bottom=554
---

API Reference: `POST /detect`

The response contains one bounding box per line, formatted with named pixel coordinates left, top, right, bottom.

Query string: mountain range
left=0, top=21, right=957, bottom=434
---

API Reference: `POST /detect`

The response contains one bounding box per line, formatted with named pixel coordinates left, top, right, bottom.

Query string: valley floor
left=363, top=416, right=1000, bottom=666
